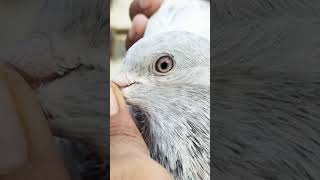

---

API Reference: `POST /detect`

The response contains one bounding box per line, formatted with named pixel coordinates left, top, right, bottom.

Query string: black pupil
left=160, top=61, right=168, bottom=70
left=155, top=56, right=173, bottom=73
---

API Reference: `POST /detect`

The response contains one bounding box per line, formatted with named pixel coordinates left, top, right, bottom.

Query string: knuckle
left=110, top=124, right=140, bottom=139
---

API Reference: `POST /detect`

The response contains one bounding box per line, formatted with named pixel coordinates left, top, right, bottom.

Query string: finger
left=110, top=82, right=150, bottom=157
left=0, top=64, right=70, bottom=180
left=129, top=0, right=163, bottom=20
left=0, top=66, right=28, bottom=174
left=125, top=14, right=148, bottom=50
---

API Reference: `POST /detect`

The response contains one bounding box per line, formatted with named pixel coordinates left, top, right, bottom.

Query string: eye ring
left=153, top=55, right=175, bottom=75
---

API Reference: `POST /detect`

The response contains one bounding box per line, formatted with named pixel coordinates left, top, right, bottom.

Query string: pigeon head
left=112, top=31, right=210, bottom=179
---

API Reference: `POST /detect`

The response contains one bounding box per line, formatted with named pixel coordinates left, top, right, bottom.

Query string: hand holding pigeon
left=110, top=83, right=173, bottom=180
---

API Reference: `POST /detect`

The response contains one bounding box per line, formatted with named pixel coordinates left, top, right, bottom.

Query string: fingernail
left=0, top=69, right=28, bottom=174
left=110, top=87, right=119, bottom=116
left=139, top=0, right=150, bottom=9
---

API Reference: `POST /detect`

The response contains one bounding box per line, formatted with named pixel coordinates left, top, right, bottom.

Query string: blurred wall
left=110, top=0, right=133, bottom=77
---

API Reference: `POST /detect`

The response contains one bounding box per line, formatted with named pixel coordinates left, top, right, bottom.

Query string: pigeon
left=213, top=0, right=320, bottom=179
left=0, top=0, right=109, bottom=179
left=112, top=0, right=210, bottom=179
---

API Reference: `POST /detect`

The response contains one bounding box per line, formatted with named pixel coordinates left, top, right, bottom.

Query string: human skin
left=110, top=83, right=173, bottom=180
left=125, top=0, right=163, bottom=49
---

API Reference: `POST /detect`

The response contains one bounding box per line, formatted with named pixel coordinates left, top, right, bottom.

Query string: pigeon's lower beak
left=112, top=72, right=135, bottom=89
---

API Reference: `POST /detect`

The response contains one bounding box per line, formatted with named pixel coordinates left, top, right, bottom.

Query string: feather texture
left=213, top=1, right=320, bottom=179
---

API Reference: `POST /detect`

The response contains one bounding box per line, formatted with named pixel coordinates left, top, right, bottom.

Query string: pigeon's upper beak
left=112, top=72, right=135, bottom=89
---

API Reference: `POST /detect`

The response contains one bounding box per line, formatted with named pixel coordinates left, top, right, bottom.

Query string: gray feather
left=213, top=1, right=320, bottom=179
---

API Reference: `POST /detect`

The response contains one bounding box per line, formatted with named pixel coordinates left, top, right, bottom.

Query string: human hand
left=0, top=64, right=70, bottom=180
left=110, top=82, right=173, bottom=180
left=125, top=0, right=163, bottom=49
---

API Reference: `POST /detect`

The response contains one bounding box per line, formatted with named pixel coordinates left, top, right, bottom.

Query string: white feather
left=145, top=0, right=210, bottom=40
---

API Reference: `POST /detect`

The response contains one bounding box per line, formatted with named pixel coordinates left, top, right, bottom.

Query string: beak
left=111, top=72, right=135, bottom=88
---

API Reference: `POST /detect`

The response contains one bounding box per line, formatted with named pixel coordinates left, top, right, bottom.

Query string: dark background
left=212, top=0, right=320, bottom=179
left=0, top=0, right=109, bottom=179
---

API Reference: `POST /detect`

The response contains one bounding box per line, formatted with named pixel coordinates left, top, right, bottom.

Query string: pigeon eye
left=154, top=56, right=174, bottom=74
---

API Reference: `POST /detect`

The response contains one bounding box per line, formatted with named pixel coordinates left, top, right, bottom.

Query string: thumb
left=110, top=82, right=149, bottom=157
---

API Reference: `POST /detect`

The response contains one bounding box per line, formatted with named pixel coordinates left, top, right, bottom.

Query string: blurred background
left=110, top=0, right=133, bottom=76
